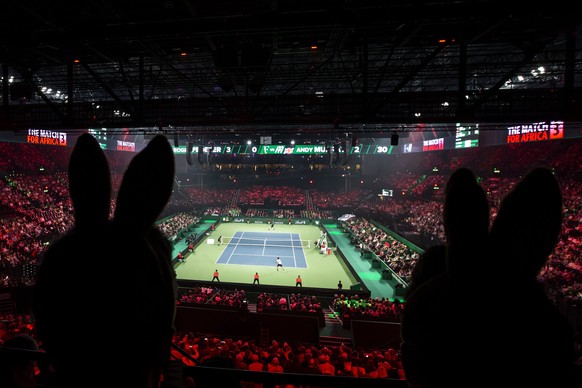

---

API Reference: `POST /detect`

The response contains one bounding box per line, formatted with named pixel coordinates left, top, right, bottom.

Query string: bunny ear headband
left=443, top=166, right=562, bottom=283
left=69, top=133, right=175, bottom=233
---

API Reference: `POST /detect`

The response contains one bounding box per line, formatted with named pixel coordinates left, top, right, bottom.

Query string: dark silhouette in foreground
left=33, top=133, right=178, bottom=388
left=401, top=167, right=577, bottom=388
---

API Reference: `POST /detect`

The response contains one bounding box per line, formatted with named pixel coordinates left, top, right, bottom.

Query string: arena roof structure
left=1, top=0, right=581, bottom=140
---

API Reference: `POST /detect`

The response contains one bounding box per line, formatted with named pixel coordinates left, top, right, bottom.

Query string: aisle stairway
left=323, top=307, right=341, bottom=326
left=319, top=307, right=352, bottom=347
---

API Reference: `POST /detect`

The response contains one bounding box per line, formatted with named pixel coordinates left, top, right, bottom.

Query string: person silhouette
left=33, top=133, right=178, bottom=388
left=400, top=167, right=577, bottom=388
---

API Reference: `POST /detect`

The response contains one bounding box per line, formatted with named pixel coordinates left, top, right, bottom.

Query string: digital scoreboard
left=88, top=128, right=107, bottom=149
left=455, top=124, right=479, bottom=149
left=181, top=143, right=399, bottom=155
left=6, top=120, right=577, bottom=155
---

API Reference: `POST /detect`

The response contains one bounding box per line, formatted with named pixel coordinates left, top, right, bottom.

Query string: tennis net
left=221, top=236, right=310, bottom=249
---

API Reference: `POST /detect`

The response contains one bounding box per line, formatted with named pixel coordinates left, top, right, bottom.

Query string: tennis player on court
left=276, top=257, right=284, bottom=271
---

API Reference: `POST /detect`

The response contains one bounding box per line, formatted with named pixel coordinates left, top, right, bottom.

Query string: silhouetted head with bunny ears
left=400, top=166, right=577, bottom=388
left=33, top=133, right=178, bottom=388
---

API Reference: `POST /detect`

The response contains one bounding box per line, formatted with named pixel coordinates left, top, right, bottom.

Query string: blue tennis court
left=216, top=231, right=308, bottom=268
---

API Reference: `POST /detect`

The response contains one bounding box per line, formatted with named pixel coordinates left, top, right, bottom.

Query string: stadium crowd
left=0, top=139, right=580, bottom=305
left=0, top=137, right=580, bottom=386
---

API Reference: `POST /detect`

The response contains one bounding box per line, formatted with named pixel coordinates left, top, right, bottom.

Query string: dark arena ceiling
left=1, top=0, right=581, bottom=139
